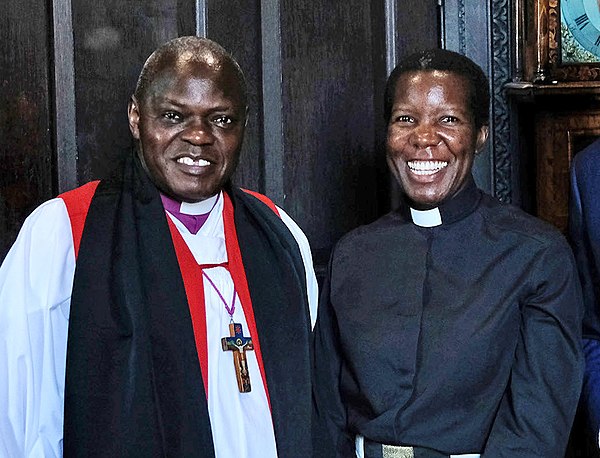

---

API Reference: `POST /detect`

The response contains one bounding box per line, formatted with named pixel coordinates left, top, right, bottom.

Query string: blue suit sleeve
left=569, top=148, right=600, bottom=444
left=583, top=338, right=600, bottom=444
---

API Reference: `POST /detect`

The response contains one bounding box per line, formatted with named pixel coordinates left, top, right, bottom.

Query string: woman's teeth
left=407, top=160, right=448, bottom=175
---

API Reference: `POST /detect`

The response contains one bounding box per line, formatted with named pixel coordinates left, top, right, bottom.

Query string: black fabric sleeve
left=313, top=248, right=354, bottom=457
left=483, top=237, right=584, bottom=457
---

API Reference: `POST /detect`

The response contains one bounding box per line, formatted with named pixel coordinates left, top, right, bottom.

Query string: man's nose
left=181, top=119, right=214, bottom=145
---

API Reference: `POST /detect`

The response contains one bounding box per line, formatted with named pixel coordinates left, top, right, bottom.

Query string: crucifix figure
left=221, top=322, right=254, bottom=392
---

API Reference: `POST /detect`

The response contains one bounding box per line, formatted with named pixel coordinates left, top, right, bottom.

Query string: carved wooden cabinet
left=509, top=0, right=600, bottom=234
left=532, top=91, right=600, bottom=232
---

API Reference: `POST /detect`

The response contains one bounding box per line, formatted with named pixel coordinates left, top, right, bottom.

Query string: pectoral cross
left=221, top=322, right=254, bottom=392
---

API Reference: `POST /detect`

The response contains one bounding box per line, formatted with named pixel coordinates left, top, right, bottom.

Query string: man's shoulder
left=238, top=188, right=279, bottom=215
left=4, top=195, right=74, bottom=265
left=235, top=187, right=312, bottom=247
left=58, top=181, right=101, bottom=257
left=574, top=138, right=600, bottom=167
left=571, top=140, right=600, bottom=200
left=58, top=181, right=101, bottom=216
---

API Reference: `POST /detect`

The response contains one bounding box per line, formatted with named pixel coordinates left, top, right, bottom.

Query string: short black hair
left=384, top=49, right=489, bottom=129
left=133, top=36, right=247, bottom=107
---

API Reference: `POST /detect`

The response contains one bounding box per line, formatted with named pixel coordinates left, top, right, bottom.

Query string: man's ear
left=128, top=96, right=141, bottom=140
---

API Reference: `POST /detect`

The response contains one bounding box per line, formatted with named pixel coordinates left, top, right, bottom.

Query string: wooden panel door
left=0, top=0, right=54, bottom=258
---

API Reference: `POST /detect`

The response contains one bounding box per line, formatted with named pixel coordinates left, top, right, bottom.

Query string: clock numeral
left=575, top=13, right=590, bottom=30
left=595, top=35, right=600, bottom=47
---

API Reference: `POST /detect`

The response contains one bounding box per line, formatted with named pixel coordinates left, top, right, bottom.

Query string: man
left=569, top=137, right=600, bottom=448
left=0, top=36, right=318, bottom=457
left=314, top=49, right=583, bottom=457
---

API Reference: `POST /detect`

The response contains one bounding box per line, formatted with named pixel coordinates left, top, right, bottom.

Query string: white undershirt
left=168, top=193, right=275, bottom=458
left=0, top=191, right=318, bottom=458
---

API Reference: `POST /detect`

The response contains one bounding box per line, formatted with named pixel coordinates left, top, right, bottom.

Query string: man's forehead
left=174, top=49, right=222, bottom=68
left=140, top=64, right=245, bottom=112
left=149, top=57, right=238, bottom=89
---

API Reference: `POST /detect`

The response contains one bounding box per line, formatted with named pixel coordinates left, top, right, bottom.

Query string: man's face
left=386, top=70, right=488, bottom=209
left=128, top=61, right=246, bottom=202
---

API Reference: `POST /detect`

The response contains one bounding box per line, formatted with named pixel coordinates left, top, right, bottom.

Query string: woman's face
left=386, top=70, right=488, bottom=209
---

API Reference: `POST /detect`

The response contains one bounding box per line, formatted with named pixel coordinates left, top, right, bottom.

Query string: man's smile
left=176, top=156, right=212, bottom=167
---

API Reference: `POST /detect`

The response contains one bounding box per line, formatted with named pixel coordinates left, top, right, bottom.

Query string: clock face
left=561, top=0, right=600, bottom=63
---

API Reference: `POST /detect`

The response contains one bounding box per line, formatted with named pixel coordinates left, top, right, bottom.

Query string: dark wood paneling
left=0, top=0, right=54, bottom=259
left=71, top=0, right=196, bottom=183
left=205, top=0, right=263, bottom=192
left=279, top=0, right=388, bottom=266
left=396, top=2, right=441, bottom=56
left=0, top=0, right=443, bottom=267
left=53, top=0, right=78, bottom=194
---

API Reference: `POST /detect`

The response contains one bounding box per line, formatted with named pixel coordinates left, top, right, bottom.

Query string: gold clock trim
left=546, top=0, right=600, bottom=81
left=562, top=22, right=600, bottom=64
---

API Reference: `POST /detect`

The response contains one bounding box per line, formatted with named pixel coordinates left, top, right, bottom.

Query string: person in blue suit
left=570, top=137, right=600, bottom=448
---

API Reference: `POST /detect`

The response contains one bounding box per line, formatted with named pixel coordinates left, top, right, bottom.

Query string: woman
left=314, top=49, right=583, bottom=458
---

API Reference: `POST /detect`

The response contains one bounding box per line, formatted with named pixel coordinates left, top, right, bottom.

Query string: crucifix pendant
left=221, top=322, right=254, bottom=392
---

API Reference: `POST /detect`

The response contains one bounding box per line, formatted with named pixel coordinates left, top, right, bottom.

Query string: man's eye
left=163, top=112, right=182, bottom=122
left=394, top=115, right=413, bottom=123
left=213, top=115, right=233, bottom=127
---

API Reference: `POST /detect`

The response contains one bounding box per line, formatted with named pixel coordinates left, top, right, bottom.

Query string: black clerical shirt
left=314, top=178, right=583, bottom=457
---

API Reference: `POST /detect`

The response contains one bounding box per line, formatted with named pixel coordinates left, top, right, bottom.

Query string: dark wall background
left=0, top=0, right=445, bottom=272
left=0, top=1, right=510, bottom=276
left=0, top=0, right=54, bottom=258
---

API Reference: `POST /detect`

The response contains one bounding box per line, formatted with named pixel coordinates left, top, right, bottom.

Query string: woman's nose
left=410, top=123, right=439, bottom=149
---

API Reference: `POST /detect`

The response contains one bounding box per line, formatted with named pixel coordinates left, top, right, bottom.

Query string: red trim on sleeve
left=59, top=181, right=100, bottom=259
left=241, top=189, right=280, bottom=217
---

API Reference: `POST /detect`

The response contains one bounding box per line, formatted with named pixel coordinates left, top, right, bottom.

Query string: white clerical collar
left=179, top=193, right=220, bottom=215
left=410, top=207, right=442, bottom=227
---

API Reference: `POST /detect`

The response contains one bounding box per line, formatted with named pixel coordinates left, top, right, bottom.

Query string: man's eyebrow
left=154, top=96, right=184, bottom=106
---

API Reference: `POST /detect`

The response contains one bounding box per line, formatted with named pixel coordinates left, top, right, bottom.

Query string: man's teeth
left=407, top=160, right=448, bottom=175
left=177, top=157, right=211, bottom=166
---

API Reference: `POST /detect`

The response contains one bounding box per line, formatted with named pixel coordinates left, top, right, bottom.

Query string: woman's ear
left=475, top=125, right=489, bottom=154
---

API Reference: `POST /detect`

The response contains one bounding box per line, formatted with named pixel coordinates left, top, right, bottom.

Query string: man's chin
left=162, top=186, right=216, bottom=203
left=178, top=192, right=216, bottom=203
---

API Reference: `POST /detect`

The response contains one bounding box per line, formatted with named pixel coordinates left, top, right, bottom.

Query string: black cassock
left=314, top=177, right=584, bottom=457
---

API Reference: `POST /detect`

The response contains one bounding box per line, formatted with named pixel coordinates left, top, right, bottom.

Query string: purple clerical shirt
left=160, top=193, right=216, bottom=234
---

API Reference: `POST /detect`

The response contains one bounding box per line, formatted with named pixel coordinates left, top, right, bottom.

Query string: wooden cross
left=221, top=322, right=254, bottom=392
